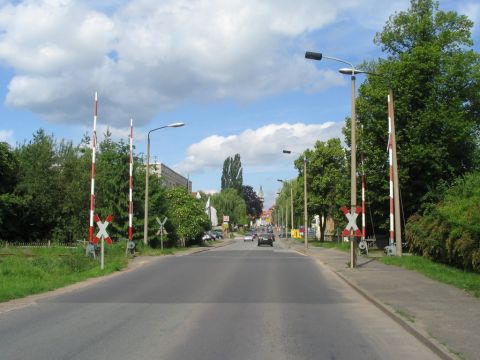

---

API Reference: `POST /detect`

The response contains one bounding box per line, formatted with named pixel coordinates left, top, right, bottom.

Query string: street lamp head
left=282, top=150, right=292, bottom=154
left=339, top=67, right=379, bottom=77
left=277, top=179, right=284, bottom=183
left=338, top=67, right=368, bottom=75
left=305, top=51, right=323, bottom=61
left=167, top=122, right=185, bottom=128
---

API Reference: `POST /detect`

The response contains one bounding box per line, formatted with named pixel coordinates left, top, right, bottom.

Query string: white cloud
left=174, top=121, right=343, bottom=174
left=0, top=129, right=14, bottom=144
left=0, top=0, right=401, bottom=127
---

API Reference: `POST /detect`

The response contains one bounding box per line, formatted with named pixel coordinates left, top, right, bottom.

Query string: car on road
left=244, top=231, right=256, bottom=242
left=257, top=233, right=274, bottom=247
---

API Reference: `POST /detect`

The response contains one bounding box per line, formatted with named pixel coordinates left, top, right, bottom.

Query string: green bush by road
left=406, top=172, right=480, bottom=273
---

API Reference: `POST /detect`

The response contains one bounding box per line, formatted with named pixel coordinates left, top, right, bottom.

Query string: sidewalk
left=285, top=239, right=480, bottom=360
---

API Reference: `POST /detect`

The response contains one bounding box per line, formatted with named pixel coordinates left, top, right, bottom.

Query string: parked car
left=257, top=233, right=274, bottom=247
left=211, top=230, right=224, bottom=239
left=202, top=231, right=218, bottom=241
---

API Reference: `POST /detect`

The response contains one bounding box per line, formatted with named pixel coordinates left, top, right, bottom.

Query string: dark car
left=257, top=233, right=274, bottom=247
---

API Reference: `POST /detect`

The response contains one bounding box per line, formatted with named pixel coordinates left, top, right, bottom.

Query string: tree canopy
left=241, top=185, right=263, bottom=220
left=221, top=154, right=243, bottom=192
left=354, top=0, right=480, bottom=232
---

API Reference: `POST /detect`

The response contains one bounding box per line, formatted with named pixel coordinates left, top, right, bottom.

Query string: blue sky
left=0, top=0, right=479, bottom=208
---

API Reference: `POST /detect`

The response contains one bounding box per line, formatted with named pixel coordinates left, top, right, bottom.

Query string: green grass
left=379, top=255, right=480, bottom=297
left=0, top=239, right=225, bottom=303
left=0, top=243, right=128, bottom=303
left=309, top=241, right=351, bottom=252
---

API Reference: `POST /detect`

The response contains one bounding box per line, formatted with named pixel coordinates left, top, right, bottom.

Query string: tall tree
left=13, top=129, right=61, bottom=241
left=241, top=185, right=263, bottom=220
left=212, top=188, right=248, bottom=228
left=0, top=142, right=18, bottom=194
left=165, top=187, right=210, bottom=247
left=221, top=154, right=243, bottom=192
left=353, top=0, right=480, bottom=233
left=295, top=139, right=348, bottom=241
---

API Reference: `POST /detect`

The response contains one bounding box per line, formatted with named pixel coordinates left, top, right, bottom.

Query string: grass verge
left=0, top=243, right=128, bottom=303
left=379, top=255, right=480, bottom=298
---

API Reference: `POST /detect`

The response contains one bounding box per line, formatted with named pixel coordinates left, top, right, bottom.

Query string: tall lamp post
left=277, top=179, right=293, bottom=239
left=283, top=150, right=308, bottom=248
left=337, top=68, right=402, bottom=256
left=143, top=122, right=185, bottom=245
left=305, top=51, right=367, bottom=267
left=276, top=192, right=283, bottom=236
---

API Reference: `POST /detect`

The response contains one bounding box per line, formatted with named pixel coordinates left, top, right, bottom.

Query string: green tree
left=51, top=139, right=91, bottom=243
left=295, top=139, right=348, bottom=241
left=212, top=188, right=248, bottom=228
left=13, top=129, right=61, bottom=242
left=221, top=154, right=243, bottom=192
left=0, top=142, right=18, bottom=194
left=165, top=187, right=210, bottom=247
left=0, top=141, right=22, bottom=240
left=406, top=171, right=480, bottom=272
left=241, top=185, right=263, bottom=220
left=353, top=0, right=480, bottom=233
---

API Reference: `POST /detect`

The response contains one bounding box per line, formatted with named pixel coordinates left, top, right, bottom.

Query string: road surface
left=0, top=238, right=438, bottom=359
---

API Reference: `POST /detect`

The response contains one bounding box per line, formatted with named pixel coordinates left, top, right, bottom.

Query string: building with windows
left=151, top=162, right=192, bottom=192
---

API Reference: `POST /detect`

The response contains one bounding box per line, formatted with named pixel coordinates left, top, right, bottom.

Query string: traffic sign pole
left=101, top=235, right=105, bottom=270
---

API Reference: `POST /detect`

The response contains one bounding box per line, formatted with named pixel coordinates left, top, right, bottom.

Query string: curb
left=297, top=244, right=458, bottom=360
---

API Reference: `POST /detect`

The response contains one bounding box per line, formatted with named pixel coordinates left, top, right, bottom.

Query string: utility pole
left=304, top=156, right=308, bottom=248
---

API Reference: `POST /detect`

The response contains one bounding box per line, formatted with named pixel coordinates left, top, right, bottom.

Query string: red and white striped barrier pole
left=128, top=118, right=133, bottom=241
left=89, top=92, right=98, bottom=244
left=388, top=101, right=394, bottom=247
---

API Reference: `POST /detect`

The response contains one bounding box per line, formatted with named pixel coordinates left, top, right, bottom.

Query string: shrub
left=406, top=172, right=480, bottom=272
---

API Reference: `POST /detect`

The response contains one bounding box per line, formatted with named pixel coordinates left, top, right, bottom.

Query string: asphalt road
left=0, top=238, right=438, bottom=360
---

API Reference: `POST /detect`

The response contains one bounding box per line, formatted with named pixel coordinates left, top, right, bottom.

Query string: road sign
left=156, top=217, right=168, bottom=236
left=156, top=217, right=168, bottom=250
left=223, top=215, right=230, bottom=222
left=341, top=206, right=362, bottom=237
left=94, top=214, right=113, bottom=245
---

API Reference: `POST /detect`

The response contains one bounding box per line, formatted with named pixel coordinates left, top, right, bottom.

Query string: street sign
left=156, top=217, right=168, bottom=236
left=156, top=217, right=168, bottom=250
left=341, top=206, right=363, bottom=237
left=223, top=215, right=230, bottom=222
left=94, top=214, right=113, bottom=245
left=93, top=214, right=112, bottom=270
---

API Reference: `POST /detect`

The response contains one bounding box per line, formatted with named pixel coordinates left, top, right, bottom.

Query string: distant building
left=256, top=209, right=272, bottom=226
left=258, top=185, right=264, bottom=205
left=151, top=162, right=192, bottom=192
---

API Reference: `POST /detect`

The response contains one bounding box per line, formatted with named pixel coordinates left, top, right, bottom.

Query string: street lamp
left=276, top=192, right=283, bottom=237
left=305, top=51, right=365, bottom=268
left=337, top=67, right=402, bottom=256
left=283, top=150, right=308, bottom=248
left=143, top=122, right=185, bottom=245
left=277, top=179, right=293, bottom=240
